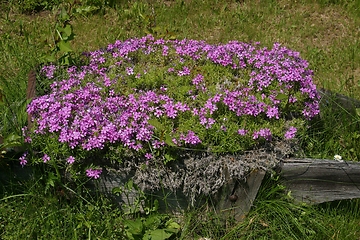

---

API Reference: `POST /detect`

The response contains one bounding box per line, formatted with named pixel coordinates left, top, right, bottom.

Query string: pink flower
left=67, top=156, right=75, bottom=164
left=284, top=126, right=297, bottom=139
left=86, top=168, right=102, bottom=179
left=42, top=154, right=50, bottom=163
left=237, top=129, right=248, bottom=136
left=145, top=153, right=153, bottom=160
left=19, top=152, right=28, bottom=167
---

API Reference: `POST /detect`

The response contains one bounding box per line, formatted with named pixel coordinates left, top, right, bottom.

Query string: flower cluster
left=24, top=35, right=320, bottom=179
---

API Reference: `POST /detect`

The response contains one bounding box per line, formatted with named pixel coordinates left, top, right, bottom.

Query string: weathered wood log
left=91, top=167, right=265, bottom=220
left=318, top=88, right=360, bottom=114
left=215, top=169, right=265, bottom=221
left=278, top=158, right=360, bottom=204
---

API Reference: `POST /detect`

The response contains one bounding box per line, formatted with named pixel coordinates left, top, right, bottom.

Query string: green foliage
left=42, top=3, right=76, bottom=65
left=14, top=0, right=63, bottom=13
left=123, top=215, right=180, bottom=240
left=0, top=174, right=125, bottom=239
left=0, top=170, right=180, bottom=239
left=112, top=179, right=159, bottom=216
left=180, top=174, right=360, bottom=239
left=112, top=180, right=180, bottom=239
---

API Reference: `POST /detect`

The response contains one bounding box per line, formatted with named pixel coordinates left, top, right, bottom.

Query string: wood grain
left=279, top=158, right=360, bottom=204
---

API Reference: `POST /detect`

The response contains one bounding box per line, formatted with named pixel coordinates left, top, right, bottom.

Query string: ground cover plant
left=1, top=0, right=360, bottom=239
left=23, top=35, right=319, bottom=181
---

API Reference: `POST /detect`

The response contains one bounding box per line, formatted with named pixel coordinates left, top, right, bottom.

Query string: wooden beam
left=279, top=158, right=360, bottom=204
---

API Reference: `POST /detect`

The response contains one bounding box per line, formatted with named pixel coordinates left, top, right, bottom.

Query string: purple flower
left=253, top=128, right=272, bottom=141
left=180, top=130, right=201, bottom=145
left=177, top=66, right=190, bottom=76
left=41, top=65, right=56, bottom=79
left=42, top=154, right=50, bottom=163
left=266, top=106, right=279, bottom=119
left=67, top=156, right=75, bottom=164
left=237, top=129, right=248, bottom=136
left=126, top=67, right=134, bottom=75
left=192, top=74, right=204, bottom=85
left=284, top=126, right=297, bottom=139
left=145, top=153, right=153, bottom=160
left=27, top=36, right=320, bottom=168
left=86, top=168, right=102, bottom=179
left=19, top=152, right=28, bottom=167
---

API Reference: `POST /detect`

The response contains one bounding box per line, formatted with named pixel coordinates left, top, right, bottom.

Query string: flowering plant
left=22, top=35, right=320, bottom=180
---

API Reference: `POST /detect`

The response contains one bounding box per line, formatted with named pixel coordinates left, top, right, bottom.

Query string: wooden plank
left=318, top=88, right=360, bottom=113
left=215, top=169, right=265, bottom=221
left=279, top=158, right=360, bottom=204
left=92, top=167, right=265, bottom=220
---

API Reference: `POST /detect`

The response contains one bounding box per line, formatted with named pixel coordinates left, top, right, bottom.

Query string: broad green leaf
left=59, top=8, right=70, bottom=22
left=58, top=41, right=73, bottom=53
left=125, top=179, right=134, bottom=190
left=166, top=220, right=181, bottom=233
left=164, top=134, right=176, bottom=146
left=143, top=229, right=174, bottom=240
left=43, top=54, right=56, bottom=62
left=164, top=153, right=175, bottom=163
left=63, top=24, right=72, bottom=37
left=124, top=218, right=144, bottom=236
left=148, top=119, right=165, bottom=130
left=144, top=214, right=161, bottom=228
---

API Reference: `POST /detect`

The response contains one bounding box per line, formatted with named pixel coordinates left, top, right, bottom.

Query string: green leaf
left=165, top=220, right=181, bottom=233
left=148, top=119, right=165, bottom=131
left=58, top=40, right=73, bottom=53
left=43, top=54, right=56, bottom=62
left=124, top=218, right=144, bottom=236
left=356, top=108, right=360, bottom=117
left=164, top=153, right=175, bottom=163
left=1, top=133, right=22, bottom=149
left=4, top=133, right=21, bottom=143
left=75, top=5, right=99, bottom=15
left=143, top=229, right=174, bottom=240
left=164, top=134, right=176, bottom=147
left=276, top=93, right=288, bottom=101
left=112, top=187, right=123, bottom=195
left=125, top=179, right=134, bottom=190
left=63, top=24, right=72, bottom=37
left=59, top=8, right=70, bottom=22
left=144, top=215, right=161, bottom=228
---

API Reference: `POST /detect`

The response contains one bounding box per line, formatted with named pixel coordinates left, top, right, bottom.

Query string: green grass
left=180, top=175, right=360, bottom=239
left=0, top=177, right=127, bottom=239
left=1, top=0, right=360, bottom=239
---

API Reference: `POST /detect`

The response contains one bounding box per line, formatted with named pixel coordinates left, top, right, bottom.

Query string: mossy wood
left=93, top=167, right=265, bottom=221
left=278, top=158, right=360, bottom=204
